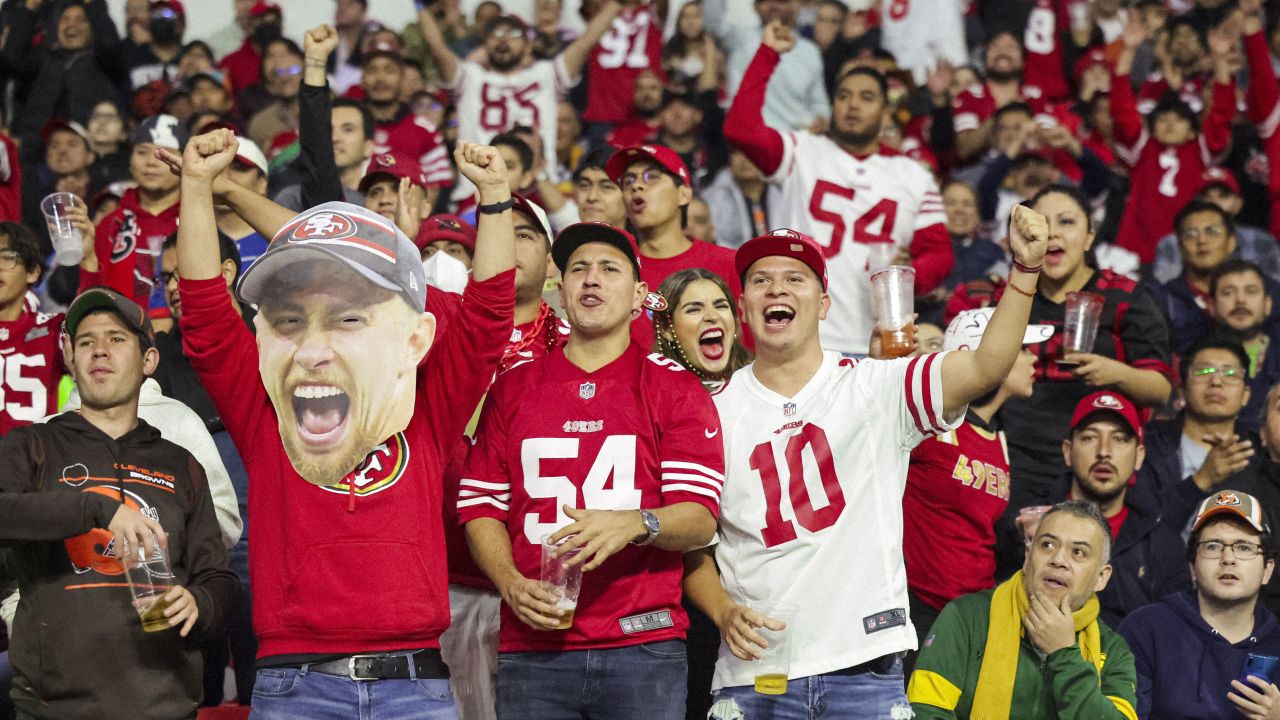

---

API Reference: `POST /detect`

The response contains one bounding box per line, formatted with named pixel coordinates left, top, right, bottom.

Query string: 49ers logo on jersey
left=292, top=212, right=356, bottom=241
left=320, top=432, right=409, bottom=498
left=65, top=486, right=155, bottom=576
left=110, top=210, right=140, bottom=263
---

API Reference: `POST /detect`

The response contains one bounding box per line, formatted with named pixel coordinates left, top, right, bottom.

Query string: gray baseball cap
left=237, top=202, right=427, bottom=313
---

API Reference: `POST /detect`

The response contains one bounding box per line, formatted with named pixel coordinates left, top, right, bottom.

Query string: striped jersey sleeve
left=901, top=351, right=962, bottom=449
left=457, top=380, right=513, bottom=523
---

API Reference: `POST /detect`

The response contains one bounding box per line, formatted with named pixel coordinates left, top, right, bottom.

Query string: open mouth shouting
left=1044, top=244, right=1066, bottom=265
left=293, top=384, right=351, bottom=450
left=762, top=304, right=796, bottom=330
left=698, top=327, right=726, bottom=361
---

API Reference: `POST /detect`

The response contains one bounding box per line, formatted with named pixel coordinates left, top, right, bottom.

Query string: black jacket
left=0, top=413, right=238, bottom=720
left=1138, top=414, right=1265, bottom=529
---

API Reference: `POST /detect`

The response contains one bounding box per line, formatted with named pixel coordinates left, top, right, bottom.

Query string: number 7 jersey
left=765, top=136, right=946, bottom=354
left=709, top=351, right=960, bottom=690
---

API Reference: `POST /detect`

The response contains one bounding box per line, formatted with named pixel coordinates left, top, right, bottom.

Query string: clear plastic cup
left=1060, top=291, right=1104, bottom=363
left=540, top=535, right=583, bottom=630
left=871, top=265, right=916, bottom=358
left=749, top=600, right=794, bottom=695
left=122, top=538, right=176, bottom=633
left=40, top=192, right=84, bottom=267
left=866, top=243, right=897, bottom=273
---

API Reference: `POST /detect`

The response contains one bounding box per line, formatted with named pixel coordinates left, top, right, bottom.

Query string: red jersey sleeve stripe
left=905, top=356, right=927, bottom=435
left=919, top=352, right=941, bottom=433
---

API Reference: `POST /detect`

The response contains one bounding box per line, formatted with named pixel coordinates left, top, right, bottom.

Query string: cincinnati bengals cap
left=943, top=307, right=1054, bottom=351
left=237, top=202, right=427, bottom=313
left=1068, top=391, right=1144, bottom=443
left=416, top=213, right=476, bottom=254
left=65, top=286, right=156, bottom=349
left=605, top=144, right=691, bottom=187
left=735, top=228, right=828, bottom=288
left=552, top=222, right=640, bottom=273
left=1193, top=489, right=1269, bottom=533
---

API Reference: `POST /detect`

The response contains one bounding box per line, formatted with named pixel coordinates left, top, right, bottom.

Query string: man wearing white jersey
left=685, top=205, right=1048, bottom=719
left=723, top=21, right=954, bottom=356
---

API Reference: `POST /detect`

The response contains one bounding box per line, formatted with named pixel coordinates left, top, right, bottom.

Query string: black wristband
left=477, top=198, right=514, bottom=215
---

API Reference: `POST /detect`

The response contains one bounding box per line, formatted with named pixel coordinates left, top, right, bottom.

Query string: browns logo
left=320, top=432, right=409, bottom=498
left=65, top=486, right=150, bottom=576
left=291, top=212, right=356, bottom=241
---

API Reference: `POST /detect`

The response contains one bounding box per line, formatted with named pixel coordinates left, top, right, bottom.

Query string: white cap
left=234, top=137, right=270, bottom=176
left=943, top=307, right=1054, bottom=351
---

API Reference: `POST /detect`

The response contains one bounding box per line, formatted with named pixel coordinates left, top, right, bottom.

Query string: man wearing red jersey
left=953, top=31, right=1049, bottom=162
left=459, top=222, right=723, bottom=720
left=176, top=129, right=516, bottom=719
left=359, top=38, right=453, bottom=187
left=1111, top=15, right=1235, bottom=263
left=580, top=1, right=665, bottom=143
left=605, top=144, right=740, bottom=347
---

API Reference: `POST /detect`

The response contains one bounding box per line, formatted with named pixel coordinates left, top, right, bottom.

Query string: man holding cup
left=458, top=221, right=724, bottom=719
left=685, top=203, right=1048, bottom=718
left=0, top=287, right=238, bottom=719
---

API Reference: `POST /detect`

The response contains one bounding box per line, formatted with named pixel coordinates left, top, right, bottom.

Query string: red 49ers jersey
left=457, top=344, right=724, bottom=652
left=0, top=309, right=64, bottom=436
left=1021, top=0, right=1073, bottom=102
left=582, top=6, right=664, bottom=125
left=373, top=112, right=453, bottom=186
left=903, top=414, right=1010, bottom=612
left=763, top=138, right=946, bottom=354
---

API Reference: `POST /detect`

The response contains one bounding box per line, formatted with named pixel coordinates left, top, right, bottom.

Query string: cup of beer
left=749, top=600, right=794, bottom=695
left=40, top=192, right=84, bottom=267
left=1058, top=291, right=1104, bottom=365
left=541, top=535, right=583, bottom=630
left=870, top=265, right=916, bottom=358
left=122, top=538, right=177, bottom=632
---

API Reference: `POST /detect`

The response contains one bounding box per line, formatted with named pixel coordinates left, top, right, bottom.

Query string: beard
left=489, top=50, right=521, bottom=72
left=1076, top=472, right=1128, bottom=506
left=986, top=67, right=1022, bottom=83
left=829, top=123, right=881, bottom=149
left=1217, top=318, right=1265, bottom=343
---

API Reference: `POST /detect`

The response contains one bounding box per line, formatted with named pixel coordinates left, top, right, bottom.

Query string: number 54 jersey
left=710, top=351, right=960, bottom=690
left=457, top=344, right=724, bottom=652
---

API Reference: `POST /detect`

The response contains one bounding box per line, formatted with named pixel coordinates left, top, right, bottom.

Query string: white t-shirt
left=765, top=135, right=945, bottom=355
left=710, top=351, right=962, bottom=689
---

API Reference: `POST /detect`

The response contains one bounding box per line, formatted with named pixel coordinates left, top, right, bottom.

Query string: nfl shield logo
left=783, top=402, right=796, bottom=416
left=580, top=382, right=596, bottom=400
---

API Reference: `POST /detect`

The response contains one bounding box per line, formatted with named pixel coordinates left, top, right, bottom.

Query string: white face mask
left=421, top=249, right=470, bottom=295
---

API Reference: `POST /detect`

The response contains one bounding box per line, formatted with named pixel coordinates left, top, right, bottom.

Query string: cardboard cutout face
left=252, top=257, right=434, bottom=487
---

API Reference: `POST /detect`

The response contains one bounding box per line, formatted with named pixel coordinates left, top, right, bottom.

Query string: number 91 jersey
left=457, top=345, right=724, bottom=652
left=764, top=136, right=946, bottom=355
left=709, top=351, right=959, bottom=690
left=0, top=310, right=64, bottom=437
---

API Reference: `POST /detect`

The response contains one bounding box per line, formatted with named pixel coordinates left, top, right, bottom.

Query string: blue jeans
left=496, top=639, right=687, bottom=720
left=707, top=658, right=911, bottom=720
left=249, top=664, right=458, bottom=720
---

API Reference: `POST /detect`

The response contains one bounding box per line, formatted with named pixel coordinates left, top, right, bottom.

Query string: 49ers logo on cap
left=293, top=212, right=356, bottom=241
left=1093, top=394, right=1124, bottom=410
left=320, top=432, right=409, bottom=498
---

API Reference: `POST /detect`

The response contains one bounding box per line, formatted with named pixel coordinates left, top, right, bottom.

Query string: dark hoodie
left=0, top=412, right=238, bottom=720
left=1119, top=590, right=1280, bottom=719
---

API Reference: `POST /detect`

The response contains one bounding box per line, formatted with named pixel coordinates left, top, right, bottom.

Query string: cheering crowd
left=1, top=0, right=1280, bottom=718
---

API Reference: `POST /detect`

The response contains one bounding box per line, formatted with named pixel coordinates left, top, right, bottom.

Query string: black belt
left=307, top=649, right=450, bottom=681
left=828, top=653, right=900, bottom=676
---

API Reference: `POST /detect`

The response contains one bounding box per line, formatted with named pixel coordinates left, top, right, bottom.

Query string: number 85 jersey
left=457, top=344, right=724, bottom=652
left=0, top=309, right=64, bottom=437
left=709, top=351, right=960, bottom=691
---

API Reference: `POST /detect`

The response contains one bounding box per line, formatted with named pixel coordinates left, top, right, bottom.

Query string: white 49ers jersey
left=448, top=58, right=574, bottom=169
left=766, top=134, right=945, bottom=355
left=710, top=351, right=961, bottom=690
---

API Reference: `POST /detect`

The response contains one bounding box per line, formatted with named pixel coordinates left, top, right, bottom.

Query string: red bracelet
left=1006, top=281, right=1036, bottom=298
left=1012, top=259, right=1043, bottom=274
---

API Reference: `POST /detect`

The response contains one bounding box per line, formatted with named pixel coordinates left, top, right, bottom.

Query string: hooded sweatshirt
left=1118, top=590, right=1280, bottom=719
left=0, top=412, right=239, bottom=720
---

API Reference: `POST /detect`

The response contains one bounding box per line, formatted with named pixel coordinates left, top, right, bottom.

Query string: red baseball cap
left=1069, top=391, right=1144, bottom=443
left=735, top=229, right=828, bottom=289
left=416, top=214, right=476, bottom=254
left=552, top=222, right=641, bottom=273
left=150, top=0, right=184, bottom=18
left=1199, top=167, right=1241, bottom=196
left=249, top=0, right=281, bottom=17
left=605, top=144, right=691, bottom=187
left=1073, top=47, right=1110, bottom=84
left=358, top=152, right=428, bottom=193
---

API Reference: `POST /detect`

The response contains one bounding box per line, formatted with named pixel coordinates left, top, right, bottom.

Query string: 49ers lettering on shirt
left=0, top=309, right=63, bottom=435
left=457, top=345, right=724, bottom=652
left=711, top=351, right=959, bottom=690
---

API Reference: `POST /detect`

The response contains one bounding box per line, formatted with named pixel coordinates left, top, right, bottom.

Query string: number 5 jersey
left=0, top=308, right=64, bottom=436
left=709, top=351, right=959, bottom=690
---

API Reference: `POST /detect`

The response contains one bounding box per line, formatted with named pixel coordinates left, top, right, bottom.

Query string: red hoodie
left=178, top=270, right=514, bottom=658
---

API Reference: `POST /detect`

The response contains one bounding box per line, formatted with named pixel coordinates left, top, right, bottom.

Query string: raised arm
left=417, top=2, right=462, bottom=85
left=940, top=205, right=1048, bottom=416
left=560, top=0, right=625, bottom=80
left=723, top=22, right=794, bottom=176
left=1204, top=21, right=1239, bottom=156
left=298, top=25, right=346, bottom=208
left=454, top=141, right=514, bottom=282
left=176, top=130, right=242, bottom=281
left=157, top=142, right=296, bottom=240
left=1111, top=16, right=1147, bottom=149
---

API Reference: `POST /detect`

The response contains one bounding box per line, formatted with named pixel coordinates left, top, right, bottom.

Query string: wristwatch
left=633, top=510, right=660, bottom=546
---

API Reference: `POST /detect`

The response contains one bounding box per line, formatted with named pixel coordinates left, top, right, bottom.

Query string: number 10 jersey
left=709, top=351, right=960, bottom=690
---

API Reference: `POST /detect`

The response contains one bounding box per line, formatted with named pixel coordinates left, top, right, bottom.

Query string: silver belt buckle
left=347, top=654, right=382, bottom=681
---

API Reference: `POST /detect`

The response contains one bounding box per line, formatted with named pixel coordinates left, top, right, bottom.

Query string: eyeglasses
left=619, top=168, right=670, bottom=188
left=1189, top=365, right=1246, bottom=385
left=273, top=65, right=302, bottom=77
left=159, top=271, right=178, bottom=286
left=0, top=249, right=21, bottom=271
left=1197, top=540, right=1264, bottom=560
left=1178, top=225, right=1227, bottom=242
left=489, top=26, right=526, bottom=39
